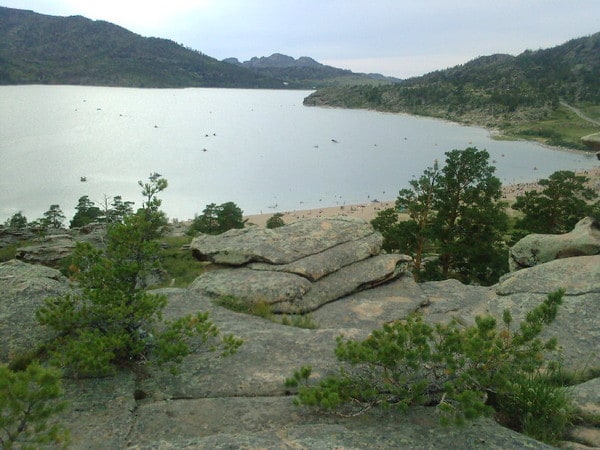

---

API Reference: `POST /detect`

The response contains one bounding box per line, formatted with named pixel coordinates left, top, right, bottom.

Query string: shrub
left=286, top=289, right=573, bottom=444
left=188, top=202, right=246, bottom=235
left=266, top=213, right=285, bottom=229
left=0, top=363, right=69, bottom=449
left=36, top=176, right=242, bottom=377
left=4, top=212, right=28, bottom=230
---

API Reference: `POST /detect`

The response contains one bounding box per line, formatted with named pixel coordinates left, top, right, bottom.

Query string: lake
left=1, top=85, right=597, bottom=223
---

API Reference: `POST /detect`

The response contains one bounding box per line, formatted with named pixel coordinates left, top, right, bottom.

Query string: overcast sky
left=2, top=0, right=599, bottom=79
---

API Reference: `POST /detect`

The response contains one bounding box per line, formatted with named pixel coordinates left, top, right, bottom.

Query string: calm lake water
left=1, top=85, right=597, bottom=222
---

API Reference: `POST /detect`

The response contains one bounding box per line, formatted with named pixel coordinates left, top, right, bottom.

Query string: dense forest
left=0, top=7, right=282, bottom=88
left=0, top=7, right=396, bottom=89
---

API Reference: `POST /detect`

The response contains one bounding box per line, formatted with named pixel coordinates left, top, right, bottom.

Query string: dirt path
left=560, top=101, right=600, bottom=126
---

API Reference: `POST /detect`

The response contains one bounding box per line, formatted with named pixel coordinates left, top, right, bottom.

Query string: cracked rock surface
left=2, top=220, right=599, bottom=448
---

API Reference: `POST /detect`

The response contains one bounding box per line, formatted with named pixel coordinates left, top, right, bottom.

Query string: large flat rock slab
left=189, top=254, right=408, bottom=314
left=496, top=255, right=600, bottom=296
left=189, top=267, right=313, bottom=306
left=126, top=398, right=553, bottom=450
left=248, top=232, right=383, bottom=281
left=15, top=234, right=76, bottom=268
left=0, top=259, right=68, bottom=363
left=272, top=254, right=410, bottom=313
left=311, top=274, right=429, bottom=329
left=509, top=217, right=600, bottom=271
left=191, top=217, right=377, bottom=265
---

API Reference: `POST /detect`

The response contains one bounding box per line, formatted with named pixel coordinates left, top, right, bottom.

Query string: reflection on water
left=0, top=85, right=596, bottom=221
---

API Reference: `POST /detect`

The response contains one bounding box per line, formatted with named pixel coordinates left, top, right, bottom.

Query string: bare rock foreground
left=1, top=217, right=599, bottom=448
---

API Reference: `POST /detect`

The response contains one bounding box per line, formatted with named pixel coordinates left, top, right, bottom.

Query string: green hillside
left=0, top=7, right=398, bottom=89
left=0, top=7, right=282, bottom=88
left=305, top=33, right=600, bottom=149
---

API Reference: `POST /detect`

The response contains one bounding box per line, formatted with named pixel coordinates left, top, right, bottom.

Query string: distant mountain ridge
left=0, top=7, right=399, bottom=89
left=225, top=53, right=325, bottom=69
left=0, top=7, right=283, bottom=88
left=0, top=7, right=284, bottom=88
left=223, top=53, right=400, bottom=88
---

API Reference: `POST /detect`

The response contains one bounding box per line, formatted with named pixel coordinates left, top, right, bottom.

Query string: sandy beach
left=244, top=166, right=600, bottom=227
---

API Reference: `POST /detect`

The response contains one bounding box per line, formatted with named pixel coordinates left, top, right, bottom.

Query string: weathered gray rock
left=569, top=377, right=600, bottom=448
left=490, top=256, right=600, bottom=371
left=571, top=377, right=600, bottom=417
left=311, top=274, right=429, bottom=329
left=189, top=218, right=408, bottom=312
left=248, top=232, right=383, bottom=281
left=15, top=234, right=76, bottom=268
left=126, top=399, right=553, bottom=450
left=189, top=267, right=313, bottom=306
left=0, top=259, right=68, bottom=363
left=497, top=255, right=600, bottom=296
left=4, top=223, right=599, bottom=448
left=271, top=254, right=410, bottom=313
left=509, top=217, right=600, bottom=271
left=191, top=217, right=376, bottom=265
left=190, top=254, right=408, bottom=313
left=0, top=226, right=37, bottom=248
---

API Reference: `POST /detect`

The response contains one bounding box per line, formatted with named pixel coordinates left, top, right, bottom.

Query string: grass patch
left=280, top=314, right=318, bottom=329
left=156, top=235, right=205, bottom=287
left=499, top=105, right=600, bottom=150
left=214, top=295, right=318, bottom=329
left=0, top=243, right=20, bottom=262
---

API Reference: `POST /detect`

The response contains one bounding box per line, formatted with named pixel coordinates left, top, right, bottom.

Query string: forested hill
left=0, top=7, right=398, bottom=89
left=0, top=7, right=282, bottom=88
left=304, top=32, right=600, bottom=131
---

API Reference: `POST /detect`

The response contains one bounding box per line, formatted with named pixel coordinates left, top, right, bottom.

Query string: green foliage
left=495, top=370, right=574, bottom=444
left=304, top=33, right=600, bottom=149
left=280, top=314, right=318, bottom=330
left=0, top=8, right=283, bottom=89
left=188, top=202, right=247, bottom=235
left=214, top=296, right=274, bottom=320
left=266, top=213, right=285, bottom=229
left=214, top=296, right=318, bottom=329
left=0, top=243, right=19, bottom=263
left=3, top=212, right=28, bottom=230
left=155, top=235, right=205, bottom=288
left=512, top=170, right=598, bottom=234
left=373, top=148, right=508, bottom=284
left=433, top=148, right=508, bottom=283
left=0, top=363, right=69, bottom=449
left=42, top=204, right=65, bottom=229
left=370, top=208, right=417, bottom=254
left=287, top=290, right=573, bottom=444
left=36, top=176, right=241, bottom=377
left=104, top=195, right=135, bottom=224
left=70, top=195, right=102, bottom=228
left=395, top=160, right=441, bottom=276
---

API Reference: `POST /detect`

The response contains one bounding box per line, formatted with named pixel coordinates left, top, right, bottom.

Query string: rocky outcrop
left=509, top=217, right=600, bottom=271
left=2, top=221, right=599, bottom=448
left=0, top=226, right=37, bottom=248
left=190, top=218, right=410, bottom=312
left=190, top=217, right=378, bottom=265
left=15, top=234, right=76, bottom=268
left=0, top=259, right=68, bottom=362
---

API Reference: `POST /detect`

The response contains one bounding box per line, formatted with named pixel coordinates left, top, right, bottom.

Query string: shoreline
left=244, top=166, right=600, bottom=227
